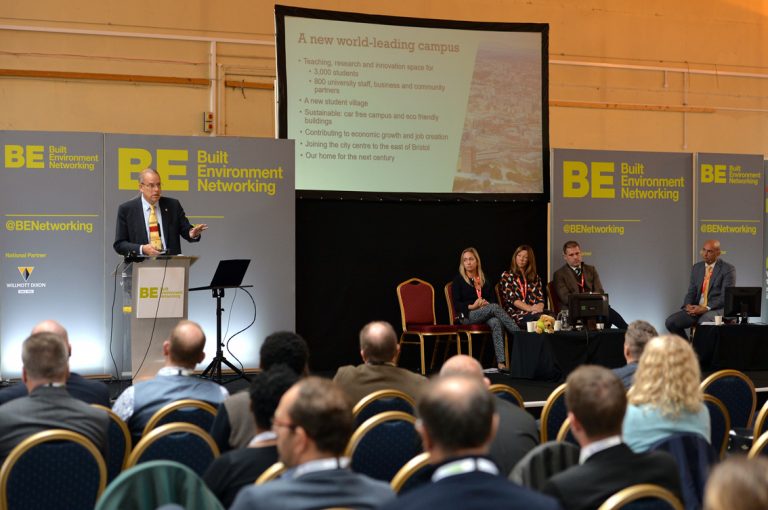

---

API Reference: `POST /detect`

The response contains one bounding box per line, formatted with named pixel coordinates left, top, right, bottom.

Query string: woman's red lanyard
left=516, top=275, right=527, bottom=302
left=471, top=276, right=482, bottom=299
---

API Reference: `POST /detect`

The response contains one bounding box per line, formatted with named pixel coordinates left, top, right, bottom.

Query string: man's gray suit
left=229, top=467, right=394, bottom=510
left=0, top=386, right=109, bottom=462
left=666, top=258, right=736, bottom=339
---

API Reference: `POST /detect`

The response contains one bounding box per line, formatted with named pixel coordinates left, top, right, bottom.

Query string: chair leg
left=504, top=333, right=510, bottom=368
left=456, top=333, right=462, bottom=355
left=419, top=335, right=426, bottom=375
left=466, top=332, right=473, bottom=358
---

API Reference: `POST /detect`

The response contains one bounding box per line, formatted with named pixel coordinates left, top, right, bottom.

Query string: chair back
left=92, top=404, right=132, bottom=482
left=540, top=383, right=568, bottom=443
left=255, top=462, right=286, bottom=484
left=353, top=389, right=416, bottom=426
left=345, top=411, right=422, bottom=482
left=94, top=459, right=223, bottom=510
left=702, top=395, right=730, bottom=460
left=555, top=417, right=579, bottom=445
left=0, top=429, right=106, bottom=510
left=509, top=440, right=580, bottom=490
left=649, top=433, right=717, bottom=510
left=390, top=452, right=431, bottom=494
left=142, top=399, right=218, bottom=437
left=127, top=423, right=219, bottom=477
left=444, top=282, right=458, bottom=324
left=747, top=430, right=768, bottom=458
left=397, top=278, right=437, bottom=327
left=489, top=384, right=525, bottom=408
left=547, top=281, right=562, bottom=313
left=598, top=483, right=684, bottom=510
left=700, top=369, right=756, bottom=429
left=753, top=399, right=768, bottom=439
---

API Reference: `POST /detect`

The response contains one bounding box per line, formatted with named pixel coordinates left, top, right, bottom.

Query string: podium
left=122, top=256, right=196, bottom=381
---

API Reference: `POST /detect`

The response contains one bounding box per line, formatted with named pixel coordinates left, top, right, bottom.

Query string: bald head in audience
left=30, top=319, right=70, bottom=355
left=440, top=354, right=490, bottom=386
left=359, top=320, right=399, bottom=364
left=418, top=375, right=498, bottom=463
left=163, top=320, right=207, bottom=369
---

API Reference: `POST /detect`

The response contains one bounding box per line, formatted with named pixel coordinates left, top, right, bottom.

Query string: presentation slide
left=276, top=7, right=548, bottom=194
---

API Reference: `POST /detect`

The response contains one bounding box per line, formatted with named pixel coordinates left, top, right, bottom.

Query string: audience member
left=665, top=239, right=736, bottom=340
left=440, top=355, right=538, bottom=475
left=0, top=320, right=110, bottom=406
left=380, top=375, right=560, bottom=510
left=622, top=334, right=710, bottom=452
left=230, top=377, right=394, bottom=510
left=334, top=321, right=427, bottom=404
left=552, top=240, right=627, bottom=329
left=112, top=320, right=228, bottom=441
left=542, top=365, right=682, bottom=510
left=611, top=320, right=657, bottom=389
left=209, top=330, right=309, bottom=452
left=203, top=364, right=299, bottom=507
left=704, top=456, right=768, bottom=510
left=0, top=332, right=109, bottom=462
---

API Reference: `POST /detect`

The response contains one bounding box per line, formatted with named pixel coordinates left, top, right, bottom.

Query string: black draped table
left=510, top=329, right=626, bottom=381
left=693, top=324, right=768, bottom=371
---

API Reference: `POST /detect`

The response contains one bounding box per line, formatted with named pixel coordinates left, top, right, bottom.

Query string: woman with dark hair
left=451, top=247, right=520, bottom=371
left=500, top=245, right=546, bottom=328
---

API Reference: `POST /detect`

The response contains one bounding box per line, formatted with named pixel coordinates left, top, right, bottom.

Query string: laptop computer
left=189, top=259, right=250, bottom=290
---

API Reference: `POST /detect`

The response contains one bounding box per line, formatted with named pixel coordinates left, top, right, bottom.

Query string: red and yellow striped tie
left=149, top=204, right=163, bottom=251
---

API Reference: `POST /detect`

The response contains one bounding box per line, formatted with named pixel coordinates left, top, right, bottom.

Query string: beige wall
left=2, top=0, right=767, bottom=156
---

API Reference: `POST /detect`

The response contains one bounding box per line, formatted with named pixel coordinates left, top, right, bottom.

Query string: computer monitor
left=724, top=286, right=762, bottom=324
left=568, top=293, right=610, bottom=322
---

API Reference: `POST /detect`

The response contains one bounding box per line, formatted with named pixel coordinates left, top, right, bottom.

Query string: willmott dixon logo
left=18, top=267, right=34, bottom=282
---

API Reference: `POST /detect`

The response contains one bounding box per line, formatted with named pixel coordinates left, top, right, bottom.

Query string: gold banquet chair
left=142, top=399, right=218, bottom=437
left=127, top=422, right=219, bottom=477
left=91, top=404, right=132, bottom=482
left=353, top=389, right=416, bottom=426
left=597, top=483, right=684, bottom=510
left=0, top=429, right=107, bottom=510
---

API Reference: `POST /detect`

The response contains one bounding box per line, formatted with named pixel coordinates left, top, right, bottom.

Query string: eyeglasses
left=271, top=417, right=297, bottom=432
left=140, top=182, right=161, bottom=189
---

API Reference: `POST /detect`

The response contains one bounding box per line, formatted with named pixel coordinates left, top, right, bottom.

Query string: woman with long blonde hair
left=451, top=247, right=520, bottom=371
left=622, top=334, right=710, bottom=452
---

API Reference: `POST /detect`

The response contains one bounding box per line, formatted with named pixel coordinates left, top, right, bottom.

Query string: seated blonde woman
left=622, top=334, right=710, bottom=452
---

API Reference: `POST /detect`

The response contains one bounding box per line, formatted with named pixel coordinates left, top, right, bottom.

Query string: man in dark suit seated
left=113, top=167, right=206, bottom=257
left=553, top=240, right=627, bottom=329
left=334, top=321, right=427, bottom=404
left=440, top=354, right=538, bottom=476
left=0, top=332, right=109, bottom=463
left=542, top=365, right=682, bottom=510
left=0, top=319, right=110, bottom=406
left=230, top=377, right=394, bottom=510
left=665, top=239, right=736, bottom=340
left=380, top=375, right=561, bottom=510
left=611, top=320, right=657, bottom=389
left=209, top=330, right=309, bottom=453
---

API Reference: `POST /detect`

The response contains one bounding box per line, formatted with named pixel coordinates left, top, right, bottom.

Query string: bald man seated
left=112, top=320, right=229, bottom=440
left=333, top=321, right=427, bottom=404
left=0, top=320, right=110, bottom=407
left=440, top=355, right=538, bottom=476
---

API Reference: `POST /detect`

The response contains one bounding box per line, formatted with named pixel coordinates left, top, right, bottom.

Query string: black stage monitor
left=724, top=286, right=761, bottom=324
left=189, top=259, right=250, bottom=291
left=569, top=293, right=609, bottom=322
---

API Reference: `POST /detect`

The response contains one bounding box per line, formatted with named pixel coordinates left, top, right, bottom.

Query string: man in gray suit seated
left=230, top=377, right=394, bottom=510
left=611, top=320, right=657, bottom=389
left=0, top=332, right=109, bottom=463
left=666, top=239, right=736, bottom=340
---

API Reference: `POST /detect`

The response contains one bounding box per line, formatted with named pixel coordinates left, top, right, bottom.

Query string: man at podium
left=113, top=168, right=207, bottom=257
